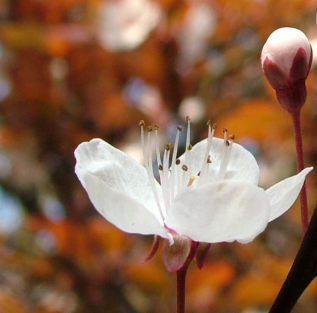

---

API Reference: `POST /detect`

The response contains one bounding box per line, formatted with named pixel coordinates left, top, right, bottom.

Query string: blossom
left=96, top=0, right=161, bottom=51
left=261, top=27, right=312, bottom=113
left=75, top=120, right=312, bottom=247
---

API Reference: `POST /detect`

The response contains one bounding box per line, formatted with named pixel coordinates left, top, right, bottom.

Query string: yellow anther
left=229, top=134, right=235, bottom=140
left=139, top=120, right=145, bottom=127
left=186, top=116, right=190, bottom=122
left=146, top=126, right=153, bottom=132
left=188, top=176, right=195, bottom=186
left=223, top=128, right=227, bottom=133
left=154, top=124, right=159, bottom=131
left=182, top=165, right=188, bottom=171
left=158, top=165, right=163, bottom=171
left=187, top=144, right=192, bottom=151
left=165, top=144, right=171, bottom=151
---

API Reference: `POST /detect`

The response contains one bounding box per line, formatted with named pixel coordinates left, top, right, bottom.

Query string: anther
left=186, top=116, right=190, bottom=122
left=182, top=165, right=188, bottom=171
left=177, top=125, right=183, bottom=131
left=158, top=165, right=163, bottom=171
left=207, top=155, right=212, bottom=163
left=176, top=159, right=181, bottom=165
left=154, top=124, right=159, bottom=131
left=187, top=144, right=192, bottom=150
left=223, top=128, right=227, bottom=133
left=212, top=123, right=217, bottom=129
left=165, top=144, right=170, bottom=151
left=139, top=120, right=145, bottom=127
left=229, top=134, right=235, bottom=140
left=146, top=126, right=153, bottom=132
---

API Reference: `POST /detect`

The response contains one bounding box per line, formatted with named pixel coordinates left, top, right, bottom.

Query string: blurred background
left=0, top=0, right=317, bottom=312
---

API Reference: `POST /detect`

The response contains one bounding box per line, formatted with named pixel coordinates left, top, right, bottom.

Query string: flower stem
left=291, top=111, right=309, bottom=234
left=177, top=266, right=188, bottom=313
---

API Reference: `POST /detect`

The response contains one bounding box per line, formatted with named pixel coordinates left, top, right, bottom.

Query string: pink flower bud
left=261, top=27, right=312, bottom=114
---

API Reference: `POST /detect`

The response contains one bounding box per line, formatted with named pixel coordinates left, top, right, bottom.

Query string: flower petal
left=177, top=138, right=260, bottom=185
left=75, top=139, right=169, bottom=238
left=266, top=167, right=313, bottom=222
left=165, top=181, right=270, bottom=244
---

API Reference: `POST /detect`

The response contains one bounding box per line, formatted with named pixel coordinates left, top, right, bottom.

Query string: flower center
left=139, top=118, right=234, bottom=220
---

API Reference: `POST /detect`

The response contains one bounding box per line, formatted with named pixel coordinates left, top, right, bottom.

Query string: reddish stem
left=176, top=266, right=188, bottom=313
left=291, top=111, right=309, bottom=234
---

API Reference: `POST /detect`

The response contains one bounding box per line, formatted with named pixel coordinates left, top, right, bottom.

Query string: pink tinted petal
left=162, top=235, right=192, bottom=272
left=166, top=181, right=270, bottom=244
left=266, top=167, right=313, bottom=222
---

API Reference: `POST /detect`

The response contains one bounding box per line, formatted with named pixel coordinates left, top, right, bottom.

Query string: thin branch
left=269, top=204, right=317, bottom=313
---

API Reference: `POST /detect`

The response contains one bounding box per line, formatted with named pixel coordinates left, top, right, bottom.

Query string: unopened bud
left=261, top=27, right=312, bottom=114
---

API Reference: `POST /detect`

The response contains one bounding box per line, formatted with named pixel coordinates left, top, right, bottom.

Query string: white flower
left=74, top=120, right=312, bottom=244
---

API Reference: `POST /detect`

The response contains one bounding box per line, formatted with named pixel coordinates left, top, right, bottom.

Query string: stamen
left=181, top=164, right=189, bottom=191
left=154, top=124, right=163, bottom=183
left=144, top=127, right=165, bottom=219
left=140, top=120, right=146, bottom=163
left=162, top=143, right=172, bottom=210
left=217, top=129, right=234, bottom=181
left=188, top=175, right=195, bottom=186
left=184, top=117, right=192, bottom=177
left=198, top=121, right=216, bottom=186
left=170, top=126, right=182, bottom=201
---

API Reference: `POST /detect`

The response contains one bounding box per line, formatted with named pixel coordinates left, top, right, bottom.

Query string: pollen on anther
left=176, top=159, right=181, bottom=165
left=177, top=125, right=183, bottom=131
left=223, top=128, right=227, bottom=133
left=182, top=165, right=188, bottom=171
left=207, top=155, right=212, bottom=163
left=139, top=120, right=145, bottom=127
left=158, top=165, right=163, bottom=171
left=146, top=126, right=153, bottom=132
left=165, top=144, right=171, bottom=151
left=229, top=134, right=235, bottom=140
left=186, top=116, right=190, bottom=122
left=154, top=124, right=159, bottom=131
left=187, top=144, right=193, bottom=150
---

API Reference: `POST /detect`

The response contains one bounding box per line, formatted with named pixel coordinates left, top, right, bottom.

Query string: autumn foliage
left=0, top=0, right=317, bottom=312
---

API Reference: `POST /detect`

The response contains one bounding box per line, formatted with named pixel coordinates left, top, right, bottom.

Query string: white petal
left=165, top=181, right=270, bottom=244
left=266, top=167, right=313, bottom=222
left=177, top=137, right=260, bottom=184
left=75, top=139, right=169, bottom=238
